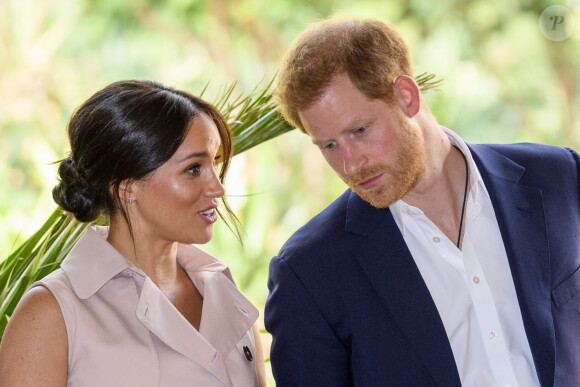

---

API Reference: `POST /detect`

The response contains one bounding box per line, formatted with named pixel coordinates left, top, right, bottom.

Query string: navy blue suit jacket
left=265, top=143, right=580, bottom=386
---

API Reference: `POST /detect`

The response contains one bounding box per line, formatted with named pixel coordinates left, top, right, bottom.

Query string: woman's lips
left=198, top=208, right=218, bottom=224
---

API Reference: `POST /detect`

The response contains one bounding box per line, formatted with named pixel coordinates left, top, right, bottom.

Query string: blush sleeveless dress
left=33, top=226, right=260, bottom=387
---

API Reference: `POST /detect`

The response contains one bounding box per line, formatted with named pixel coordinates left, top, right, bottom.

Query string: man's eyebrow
left=310, top=117, right=370, bottom=147
left=345, top=116, right=369, bottom=130
left=311, top=137, right=326, bottom=147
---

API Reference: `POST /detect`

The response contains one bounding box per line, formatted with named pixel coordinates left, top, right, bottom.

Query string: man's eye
left=324, top=142, right=336, bottom=150
left=355, top=127, right=366, bottom=134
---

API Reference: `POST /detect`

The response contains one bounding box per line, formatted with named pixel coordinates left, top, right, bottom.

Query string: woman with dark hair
left=0, top=80, right=267, bottom=386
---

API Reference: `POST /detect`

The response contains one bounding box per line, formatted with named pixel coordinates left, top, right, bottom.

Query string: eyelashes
left=185, top=158, right=221, bottom=176
left=186, top=163, right=201, bottom=176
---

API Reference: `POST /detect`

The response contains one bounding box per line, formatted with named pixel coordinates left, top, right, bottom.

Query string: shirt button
left=210, top=351, right=219, bottom=365
left=489, top=331, right=497, bottom=340
left=433, top=236, right=441, bottom=243
left=472, top=276, right=480, bottom=284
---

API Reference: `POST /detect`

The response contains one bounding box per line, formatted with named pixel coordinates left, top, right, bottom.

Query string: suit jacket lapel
left=345, top=192, right=462, bottom=387
left=470, top=144, right=555, bottom=387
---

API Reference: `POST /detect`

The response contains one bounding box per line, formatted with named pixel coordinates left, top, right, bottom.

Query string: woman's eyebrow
left=178, top=151, right=209, bottom=162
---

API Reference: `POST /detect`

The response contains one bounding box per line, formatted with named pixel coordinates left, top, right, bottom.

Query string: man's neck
left=402, top=125, right=469, bottom=247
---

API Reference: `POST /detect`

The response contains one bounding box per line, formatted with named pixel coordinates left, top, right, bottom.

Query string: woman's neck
left=106, top=217, right=179, bottom=286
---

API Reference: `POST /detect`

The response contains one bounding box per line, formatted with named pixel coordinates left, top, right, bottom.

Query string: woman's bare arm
left=252, top=323, right=267, bottom=387
left=0, top=286, right=68, bottom=386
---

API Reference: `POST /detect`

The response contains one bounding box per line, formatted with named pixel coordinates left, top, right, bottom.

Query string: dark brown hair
left=53, top=80, right=239, bottom=235
left=276, top=16, right=413, bottom=132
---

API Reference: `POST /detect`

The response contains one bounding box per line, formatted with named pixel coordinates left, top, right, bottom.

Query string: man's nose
left=341, top=144, right=366, bottom=176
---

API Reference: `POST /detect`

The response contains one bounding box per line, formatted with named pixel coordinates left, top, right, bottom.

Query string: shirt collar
left=441, top=126, right=487, bottom=200
left=442, top=126, right=489, bottom=215
left=390, top=126, right=489, bottom=235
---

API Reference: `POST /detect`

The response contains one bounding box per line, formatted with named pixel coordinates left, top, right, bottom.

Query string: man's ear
left=392, top=75, right=421, bottom=118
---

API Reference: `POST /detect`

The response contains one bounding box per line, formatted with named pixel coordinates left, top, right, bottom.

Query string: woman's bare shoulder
left=0, top=286, right=68, bottom=386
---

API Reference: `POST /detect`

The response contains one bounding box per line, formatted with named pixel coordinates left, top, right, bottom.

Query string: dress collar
left=61, top=226, right=131, bottom=299
left=61, top=226, right=236, bottom=300
left=61, top=226, right=258, bottom=386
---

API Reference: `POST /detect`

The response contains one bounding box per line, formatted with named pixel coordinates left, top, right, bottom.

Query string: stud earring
left=129, top=198, right=133, bottom=204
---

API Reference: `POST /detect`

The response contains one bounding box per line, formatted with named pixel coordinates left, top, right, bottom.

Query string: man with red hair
left=265, top=15, right=579, bottom=386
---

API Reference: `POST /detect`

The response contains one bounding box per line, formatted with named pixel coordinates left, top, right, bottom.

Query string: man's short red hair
left=275, top=16, right=413, bottom=132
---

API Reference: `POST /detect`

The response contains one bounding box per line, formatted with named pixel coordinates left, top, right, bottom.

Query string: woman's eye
left=324, top=142, right=336, bottom=150
left=186, top=164, right=201, bottom=176
left=355, top=126, right=366, bottom=134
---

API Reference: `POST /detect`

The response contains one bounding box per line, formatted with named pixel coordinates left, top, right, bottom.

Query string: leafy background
left=1, top=0, right=579, bottom=384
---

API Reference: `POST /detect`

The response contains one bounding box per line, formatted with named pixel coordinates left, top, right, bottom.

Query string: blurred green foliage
left=1, top=0, right=579, bottom=308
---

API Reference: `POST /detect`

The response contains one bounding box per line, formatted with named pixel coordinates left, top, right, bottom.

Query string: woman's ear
left=116, top=179, right=138, bottom=206
left=392, top=75, right=421, bottom=118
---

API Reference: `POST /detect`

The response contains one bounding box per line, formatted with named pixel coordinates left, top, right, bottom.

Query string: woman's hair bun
left=52, top=157, right=101, bottom=222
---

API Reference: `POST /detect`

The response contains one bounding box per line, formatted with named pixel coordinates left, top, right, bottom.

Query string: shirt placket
left=462, top=227, right=519, bottom=387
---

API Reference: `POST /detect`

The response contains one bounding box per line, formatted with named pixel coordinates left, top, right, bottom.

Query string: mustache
left=345, top=165, right=388, bottom=186
left=346, top=162, right=422, bottom=189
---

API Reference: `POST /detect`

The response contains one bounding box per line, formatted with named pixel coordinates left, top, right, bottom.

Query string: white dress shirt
left=390, top=128, right=540, bottom=387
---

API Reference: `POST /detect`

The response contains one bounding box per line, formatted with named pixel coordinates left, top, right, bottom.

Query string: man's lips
left=358, top=174, right=383, bottom=190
